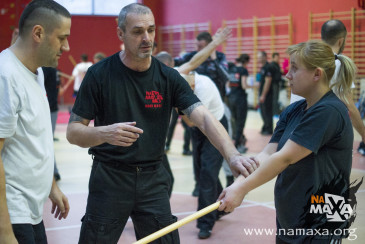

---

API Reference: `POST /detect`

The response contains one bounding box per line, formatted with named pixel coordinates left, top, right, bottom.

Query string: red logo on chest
left=145, top=91, right=163, bottom=108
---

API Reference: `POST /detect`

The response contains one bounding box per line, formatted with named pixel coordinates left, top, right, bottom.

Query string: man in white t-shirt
left=290, top=19, right=365, bottom=151
left=71, top=53, right=93, bottom=97
left=0, top=1, right=71, bottom=243
left=155, top=28, right=235, bottom=239
left=181, top=72, right=227, bottom=239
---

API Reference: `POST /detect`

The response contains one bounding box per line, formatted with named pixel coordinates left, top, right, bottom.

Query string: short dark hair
left=81, top=54, right=88, bottom=62
left=236, top=54, right=250, bottom=64
left=93, top=52, right=106, bottom=61
left=259, top=51, right=267, bottom=57
left=19, top=0, right=71, bottom=36
left=118, top=3, right=152, bottom=32
left=321, top=19, right=347, bottom=46
left=196, top=31, right=213, bottom=43
left=272, top=52, right=279, bottom=58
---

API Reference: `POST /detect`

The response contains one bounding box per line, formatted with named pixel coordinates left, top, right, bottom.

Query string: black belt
left=98, top=160, right=159, bottom=172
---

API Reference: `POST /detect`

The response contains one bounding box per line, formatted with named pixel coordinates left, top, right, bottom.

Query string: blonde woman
left=218, top=40, right=357, bottom=243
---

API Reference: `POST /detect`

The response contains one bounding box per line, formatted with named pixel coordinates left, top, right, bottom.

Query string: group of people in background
left=0, top=1, right=363, bottom=244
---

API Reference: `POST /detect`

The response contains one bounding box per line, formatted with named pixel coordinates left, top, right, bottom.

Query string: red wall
left=57, top=15, right=122, bottom=102
left=1, top=0, right=362, bottom=103
left=0, top=0, right=28, bottom=50
left=145, top=0, right=360, bottom=44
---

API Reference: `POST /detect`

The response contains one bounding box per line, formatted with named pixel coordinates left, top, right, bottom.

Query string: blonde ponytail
left=330, top=55, right=357, bottom=104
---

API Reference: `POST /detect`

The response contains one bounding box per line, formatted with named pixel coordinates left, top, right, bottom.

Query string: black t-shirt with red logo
left=72, top=53, right=200, bottom=165
left=229, top=66, right=248, bottom=97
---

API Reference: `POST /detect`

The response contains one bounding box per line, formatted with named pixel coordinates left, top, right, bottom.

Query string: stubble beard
left=138, top=50, right=152, bottom=59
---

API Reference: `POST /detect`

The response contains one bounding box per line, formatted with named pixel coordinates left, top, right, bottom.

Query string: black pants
left=162, top=154, right=174, bottom=198
left=79, top=161, right=179, bottom=244
left=166, top=109, right=191, bottom=151
left=12, top=221, right=47, bottom=244
left=191, top=116, right=228, bottom=231
left=260, top=93, right=273, bottom=134
left=228, top=93, right=248, bottom=146
left=272, top=82, right=280, bottom=115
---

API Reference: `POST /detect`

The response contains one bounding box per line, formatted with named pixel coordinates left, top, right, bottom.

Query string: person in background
left=174, top=31, right=230, bottom=99
left=258, top=51, right=275, bottom=135
left=180, top=71, right=228, bottom=239
left=41, top=67, right=62, bottom=180
left=291, top=20, right=365, bottom=156
left=175, top=30, right=232, bottom=195
left=0, top=1, right=71, bottom=243
left=227, top=54, right=252, bottom=154
left=165, top=109, right=193, bottom=155
left=70, top=53, right=93, bottom=98
left=219, top=40, right=357, bottom=243
left=93, top=52, right=106, bottom=63
left=271, top=52, right=283, bottom=115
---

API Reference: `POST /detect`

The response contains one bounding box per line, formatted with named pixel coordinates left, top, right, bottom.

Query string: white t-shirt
left=36, top=67, right=47, bottom=94
left=290, top=58, right=353, bottom=104
left=194, top=73, right=224, bottom=121
left=72, top=61, right=93, bottom=92
left=0, top=49, right=54, bottom=224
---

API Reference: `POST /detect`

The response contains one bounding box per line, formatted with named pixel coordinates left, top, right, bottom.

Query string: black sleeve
left=290, top=105, right=343, bottom=153
left=214, top=53, right=230, bottom=82
left=240, top=67, right=249, bottom=76
left=174, top=52, right=195, bottom=66
left=214, top=60, right=230, bottom=83
left=264, top=64, right=273, bottom=78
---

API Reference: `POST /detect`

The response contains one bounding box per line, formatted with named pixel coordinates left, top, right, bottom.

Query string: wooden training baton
left=68, top=55, right=77, bottom=67
left=133, top=201, right=221, bottom=244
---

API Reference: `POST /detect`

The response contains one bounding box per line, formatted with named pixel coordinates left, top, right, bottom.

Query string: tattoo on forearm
left=182, top=102, right=202, bottom=118
left=68, top=112, right=85, bottom=123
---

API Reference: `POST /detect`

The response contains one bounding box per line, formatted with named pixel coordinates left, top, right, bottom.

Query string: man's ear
left=32, top=25, right=44, bottom=43
left=337, top=37, right=345, bottom=51
left=117, top=27, right=124, bottom=41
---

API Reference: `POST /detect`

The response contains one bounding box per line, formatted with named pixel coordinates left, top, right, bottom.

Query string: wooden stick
left=68, top=55, right=77, bottom=66
left=133, top=202, right=221, bottom=244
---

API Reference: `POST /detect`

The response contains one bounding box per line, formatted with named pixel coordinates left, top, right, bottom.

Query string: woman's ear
left=313, top=68, right=322, bottom=82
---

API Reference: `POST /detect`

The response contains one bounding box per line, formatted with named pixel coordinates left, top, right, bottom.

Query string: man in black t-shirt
left=258, top=51, right=275, bottom=135
left=270, top=52, right=282, bottom=115
left=228, top=54, right=250, bottom=153
left=66, top=4, right=257, bottom=243
left=174, top=31, right=230, bottom=99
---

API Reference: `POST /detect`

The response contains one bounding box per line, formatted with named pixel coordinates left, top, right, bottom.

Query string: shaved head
left=321, top=19, right=347, bottom=46
left=18, top=0, right=71, bottom=37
